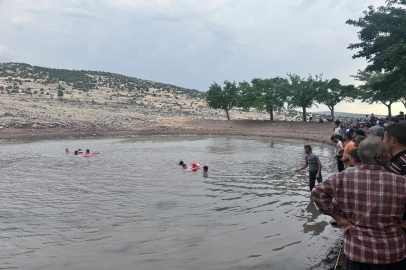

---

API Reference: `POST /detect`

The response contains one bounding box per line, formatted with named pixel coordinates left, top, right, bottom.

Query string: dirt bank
left=0, top=118, right=336, bottom=144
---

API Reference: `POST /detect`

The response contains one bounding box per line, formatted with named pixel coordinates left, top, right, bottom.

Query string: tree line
left=207, top=0, right=406, bottom=120
left=206, top=75, right=355, bottom=121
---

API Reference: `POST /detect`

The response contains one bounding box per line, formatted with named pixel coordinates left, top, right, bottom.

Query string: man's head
left=331, top=135, right=338, bottom=143
left=358, top=138, right=391, bottom=168
left=203, top=166, right=208, bottom=172
left=383, top=124, right=406, bottom=154
left=349, top=147, right=362, bottom=166
left=343, top=132, right=352, bottom=142
left=366, top=126, right=384, bottom=140
left=179, top=160, right=184, bottom=165
left=304, top=145, right=312, bottom=154
left=355, top=135, right=366, bottom=147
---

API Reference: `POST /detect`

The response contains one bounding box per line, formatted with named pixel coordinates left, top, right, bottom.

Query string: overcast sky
left=0, top=0, right=403, bottom=115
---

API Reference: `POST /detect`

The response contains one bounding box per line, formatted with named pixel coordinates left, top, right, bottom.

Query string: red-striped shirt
left=388, top=150, right=406, bottom=176
left=312, top=164, right=406, bottom=264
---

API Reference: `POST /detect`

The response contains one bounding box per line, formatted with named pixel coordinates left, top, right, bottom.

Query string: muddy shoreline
left=0, top=118, right=346, bottom=269
left=0, top=118, right=337, bottom=143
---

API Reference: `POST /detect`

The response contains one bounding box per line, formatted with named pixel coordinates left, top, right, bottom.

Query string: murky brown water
left=0, top=136, right=341, bottom=270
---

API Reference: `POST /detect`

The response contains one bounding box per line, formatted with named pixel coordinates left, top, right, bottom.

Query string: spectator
left=309, top=112, right=313, bottom=122
left=366, top=126, right=384, bottom=140
left=353, top=129, right=365, bottom=142
left=341, top=132, right=355, bottom=169
left=334, top=125, right=341, bottom=135
left=346, top=147, right=362, bottom=170
left=384, top=124, right=406, bottom=175
left=331, top=135, right=344, bottom=172
left=335, top=118, right=341, bottom=126
left=354, top=135, right=366, bottom=147
left=365, top=114, right=369, bottom=122
left=370, top=113, right=376, bottom=121
left=312, top=138, right=406, bottom=269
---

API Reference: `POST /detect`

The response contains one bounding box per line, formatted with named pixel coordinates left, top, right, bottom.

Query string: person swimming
left=65, top=148, right=69, bottom=154
left=182, top=164, right=187, bottom=169
left=179, top=160, right=184, bottom=165
left=74, top=150, right=78, bottom=155
left=203, top=166, right=208, bottom=172
left=86, top=149, right=90, bottom=154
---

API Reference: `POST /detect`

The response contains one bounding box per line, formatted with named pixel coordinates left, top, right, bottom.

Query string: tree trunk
left=225, top=109, right=230, bottom=120
left=383, top=101, right=393, bottom=118
left=330, top=106, right=334, bottom=122
left=270, top=107, right=274, bottom=121
left=303, top=107, right=307, bottom=122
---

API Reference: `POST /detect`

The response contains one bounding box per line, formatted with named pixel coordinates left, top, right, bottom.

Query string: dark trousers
left=336, top=156, right=344, bottom=172
left=346, top=257, right=406, bottom=270
left=309, top=169, right=322, bottom=191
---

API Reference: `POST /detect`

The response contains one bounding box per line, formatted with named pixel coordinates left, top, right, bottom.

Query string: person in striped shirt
left=384, top=124, right=406, bottom=175
left=312, top=138, right=406, bottom=269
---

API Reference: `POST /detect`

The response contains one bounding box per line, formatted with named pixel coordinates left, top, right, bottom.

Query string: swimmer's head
left=182, top=164, right=187, bottom=169
left=86, top=149, right=90, bottom=154
left=203, top=166, right=208, bottom=172
left=65, top=148, right=69, bottom=153
left=179, top=160, right=184, bottom=165
left=78, top=148, right=82, bottom=151
left=74, top=150, right=78, bottom=155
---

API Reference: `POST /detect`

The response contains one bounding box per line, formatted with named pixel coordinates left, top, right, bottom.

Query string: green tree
left=352, top=70, right=398, bottom=117
left=251, top=77, right=288, bottom=120
left=286, top=74, right=318, bottom=122
left=346, top=1, right=406, bottom=101
left=206, top=81, right=238, bottom=120
left=315, top=78, right=356, bottom=120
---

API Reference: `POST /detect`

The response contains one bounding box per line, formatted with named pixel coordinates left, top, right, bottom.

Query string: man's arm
left=337, top=142, right=344, bottom=156
left=295, top=161, right=308, bottom=172
left=316, top=160, right=322, bottom=178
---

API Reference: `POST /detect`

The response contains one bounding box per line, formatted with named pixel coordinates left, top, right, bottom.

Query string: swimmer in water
left=74, top=150, right=78, bottom=155
left=65, top=148, right=69, bottom=154
left=179, top=160, right=184, bottom=166
left=86, top=149, right=90, bottom=154
left=203, top=166, right=208, bottom=172
left=182, top=164, right=187, bottom=169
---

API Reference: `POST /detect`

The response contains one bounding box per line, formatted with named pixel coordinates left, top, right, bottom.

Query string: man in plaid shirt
left=312, top=138, right=406, bottom=269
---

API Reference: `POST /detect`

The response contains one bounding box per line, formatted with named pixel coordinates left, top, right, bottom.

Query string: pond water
left=0, top=136, right=341, bottom=270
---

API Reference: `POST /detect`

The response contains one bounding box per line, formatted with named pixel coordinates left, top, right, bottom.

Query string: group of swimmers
left=179, top=160, right=208, bottom=173
left=65, top=148, right=91, bottom=155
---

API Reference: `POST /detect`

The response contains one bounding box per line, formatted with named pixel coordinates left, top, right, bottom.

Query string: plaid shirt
left=388, top=150, right=406, bottom=176
left=312, top=164, right=406, bottom=264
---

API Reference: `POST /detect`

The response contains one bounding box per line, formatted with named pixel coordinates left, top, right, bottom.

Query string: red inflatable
left=188, top=162, right=201, bottom=171
left=84, top=152, right=100, bottom=157
left=78, top=151, right=84, bottom=154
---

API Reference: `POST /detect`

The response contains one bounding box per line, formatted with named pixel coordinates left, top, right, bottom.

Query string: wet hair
left=349, top=147, right=362, bottom=163
left=330, top=135, right=337, bottom=141
left=86, top=149, right=90, bottom=153
left=74, top=150, right=78, bottom=155
left=65, top=148, right=68, bottom=151
left=385, top=124, right=406, bottom=146
left=355, top=129, right=366, bottom=137
left=358, top=138, right=385, bottom=165
left=304, top=145, right=312, bottom=152
left=344, top=132, right=352, bottom=141
left=203, top=166, right=208, bottom=172
left=368, top=126, right=384, bottom=139
left=179, top=160, right=184, bottom=165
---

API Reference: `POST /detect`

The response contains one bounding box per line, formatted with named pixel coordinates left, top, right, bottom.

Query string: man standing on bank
left=312, top=138, right=406, bottom=269
left=295, top=145, right=322, bottom=191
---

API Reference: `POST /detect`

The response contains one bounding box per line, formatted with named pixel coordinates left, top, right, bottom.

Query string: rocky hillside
left=0, top=62, right=326, bottom=130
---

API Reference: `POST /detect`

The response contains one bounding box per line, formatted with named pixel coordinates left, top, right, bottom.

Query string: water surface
left=0, top=136, right=340, bottom=270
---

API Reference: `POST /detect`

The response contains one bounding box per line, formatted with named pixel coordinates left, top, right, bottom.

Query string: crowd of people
left=299, top=115, right=406, bottom=269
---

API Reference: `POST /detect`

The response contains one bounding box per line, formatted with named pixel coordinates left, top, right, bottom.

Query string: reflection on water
left=0, top=136, right=339, bottom=270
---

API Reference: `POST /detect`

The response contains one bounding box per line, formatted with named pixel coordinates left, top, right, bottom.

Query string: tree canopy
left=286, top=74, right=318, bottom=122
left=316, top=78, right=356, bottom=120
left=206, top=81, right=239, bottom=120
left=346, top=1, right=406, bottom=107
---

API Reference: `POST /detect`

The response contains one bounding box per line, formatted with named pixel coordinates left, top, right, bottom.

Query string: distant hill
left=0, top=62, right=301, bottom=129
left=313, top=111, right=386, bottom=119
